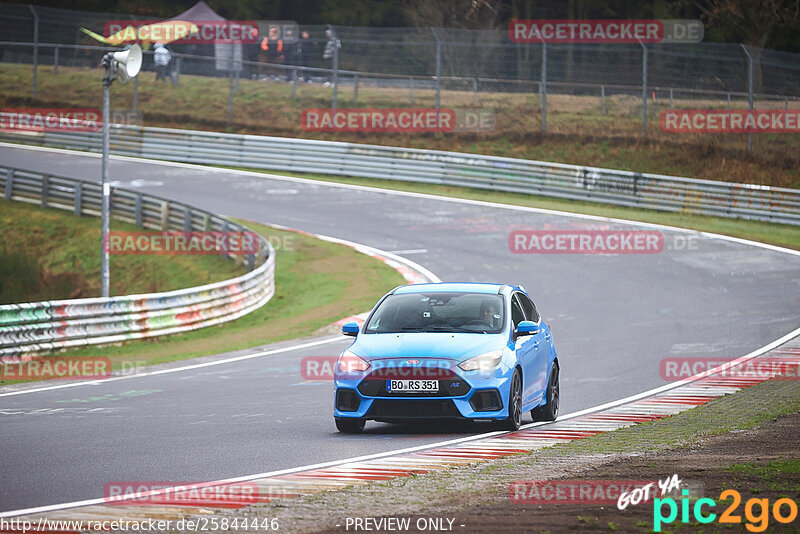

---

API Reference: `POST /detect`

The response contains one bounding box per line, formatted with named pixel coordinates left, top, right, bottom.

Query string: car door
left=510, top=293, right=539, bottom=407
left=518, top=292, right=548, bottom=406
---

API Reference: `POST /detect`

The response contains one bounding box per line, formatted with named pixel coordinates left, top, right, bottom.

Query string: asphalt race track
left=1, top=143, right=799, bottom=513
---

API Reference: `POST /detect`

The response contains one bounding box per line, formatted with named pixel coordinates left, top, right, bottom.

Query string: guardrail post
left=601, top=85, right=606, bottom=114
left=353, top=74, right=359, bottom=102
left=633, top=172, right=641, bottom=198
left=183, top=207, right=192, bottom=232
left=135, top=194, right=143, bottom=227
left=160, top=201, right=169, bottom=231
left=29, top=5, right=39, bottom=99
left=74, top=182, right=82, bottom=215
left=5, top=169, right=13, bottom=201
left=202, top=213, right=210, bottom=231
left=258, top=240, right=266, bottom=266
left=640, top=41, right=647, bottom=137
left=41, top=174, right=49, bottom=209
left=54, top=47, right=59, bottom=74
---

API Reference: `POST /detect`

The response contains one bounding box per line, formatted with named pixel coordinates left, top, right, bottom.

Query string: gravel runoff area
left=224, top=377, right=800, bottom=533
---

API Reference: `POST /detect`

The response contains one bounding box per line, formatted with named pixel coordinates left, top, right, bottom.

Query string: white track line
left=0, top=336, right=342, bottom=398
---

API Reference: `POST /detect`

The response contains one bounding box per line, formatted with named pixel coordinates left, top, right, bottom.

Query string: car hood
left=350, top=332, right=506, bottom=363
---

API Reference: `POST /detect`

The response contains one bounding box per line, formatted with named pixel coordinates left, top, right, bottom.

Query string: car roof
left=393, top=282, right=514, bottom=295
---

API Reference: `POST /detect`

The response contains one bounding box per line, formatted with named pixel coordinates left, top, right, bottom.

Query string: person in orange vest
left=259, top=26, right=284, bottom=79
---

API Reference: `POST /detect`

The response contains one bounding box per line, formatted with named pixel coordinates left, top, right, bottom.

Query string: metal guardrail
left=0, top=165, right=276, bottom=358
left=1, top=122, right=798, bottom=225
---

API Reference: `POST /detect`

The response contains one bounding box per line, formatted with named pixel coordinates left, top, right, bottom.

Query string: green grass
left=1, top=63, right=798, bottom=188
left=0, top=216, right=405, bottom=384
left=0, top=199, right=244, bottom=303
left=230, top=169, right=800, bottom=252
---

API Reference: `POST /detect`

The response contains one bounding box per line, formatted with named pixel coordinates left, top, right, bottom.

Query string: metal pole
left=601, top=85, right=606, bottom=114
left=669, top=88, right=673, bottom=110
left=431, top=28, right=441, bottom=119
left=29, top=5, right=39, bottom=99
left=541, top=42, right=547, bottom=133
left=133, top=75, right=138, bottom=112
left=54, top=47, right=58, bottom=74
left=101, top=69, right=112, bottom=298
left=353, top=73, right=359, bottom=102
left=640, top=41, right=647, bottom=137
left=291, top=68, right=297, bottom=99
left=473, top=78, right=477, bottom=105
left=409, top=76, right=414, bottom=105
left=227, top=69, right=234, bottom=126
left=330, top=25, right=339, bottom=112
left=741, top=44, right=753, bottom=152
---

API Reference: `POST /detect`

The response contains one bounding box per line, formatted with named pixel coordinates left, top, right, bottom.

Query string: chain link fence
left=1, top=3, right=799, bottom=155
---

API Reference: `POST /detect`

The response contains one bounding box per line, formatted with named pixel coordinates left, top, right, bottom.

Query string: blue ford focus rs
left=333, top=282, right=560, bottom=433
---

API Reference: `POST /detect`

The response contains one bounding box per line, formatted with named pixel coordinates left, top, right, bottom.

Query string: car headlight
left=458, top=350, right=503, bottom=372
left=337, top=350, right=370, bottom=374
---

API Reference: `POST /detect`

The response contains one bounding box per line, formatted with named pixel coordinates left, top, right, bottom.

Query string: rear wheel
left=531, top=363, right=559, bottom=422
left=335, top=417, right=365, bottom=433
left=499, top=369, right=522, bottom=431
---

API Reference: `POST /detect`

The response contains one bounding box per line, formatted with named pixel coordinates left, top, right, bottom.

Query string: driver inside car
left=480, top=300, right=501, bottom=329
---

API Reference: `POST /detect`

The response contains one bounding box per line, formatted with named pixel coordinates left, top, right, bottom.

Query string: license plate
left=386, top=379, right=438, bottom=392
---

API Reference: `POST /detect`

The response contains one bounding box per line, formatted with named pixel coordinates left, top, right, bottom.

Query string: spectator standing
left=322, top=29, right=341, bottom=85
left=260, top=26, right=284, bottom=79
left=153, top=42, right=177, bottom=86
left=283, top=27, right=300, bottom=81
left=299, top=31, right=318, bottom=82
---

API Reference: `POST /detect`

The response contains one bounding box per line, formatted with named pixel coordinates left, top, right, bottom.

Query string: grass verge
left=0, top=199, right=244, bottom=303
left=0, top=214, right=406, bottom=385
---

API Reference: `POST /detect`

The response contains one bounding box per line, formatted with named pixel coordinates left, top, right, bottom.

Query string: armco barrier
left=0, top=165, right=275, bottom=359
left=1, top=120, right=798, bottom=225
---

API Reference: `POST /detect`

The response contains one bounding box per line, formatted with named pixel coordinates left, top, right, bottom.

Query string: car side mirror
left=515, top=320, right=539, bottom=337
left=342, top=321, right=360, bottom=337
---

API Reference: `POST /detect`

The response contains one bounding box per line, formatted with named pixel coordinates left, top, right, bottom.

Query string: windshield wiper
left=426, top=325, right=473, bottom=333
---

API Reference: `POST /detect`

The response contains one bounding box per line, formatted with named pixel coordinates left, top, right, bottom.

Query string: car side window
left=519, top=293, right=540, bottom=323
left=511, top=294, right=525, bottom=328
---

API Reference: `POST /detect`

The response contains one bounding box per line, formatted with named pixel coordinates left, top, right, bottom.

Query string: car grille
left=367, top=399, right=462, bottom=420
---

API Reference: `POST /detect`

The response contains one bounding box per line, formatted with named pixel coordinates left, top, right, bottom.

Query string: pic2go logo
left=653, top=489, right=798, bottom=532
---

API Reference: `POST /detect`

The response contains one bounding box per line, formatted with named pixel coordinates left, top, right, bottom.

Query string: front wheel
left=531, top=363, right=559, bottom=422
left=335, top=417, right=365, bottom=433
left=498, top=369, right=522, bottom=431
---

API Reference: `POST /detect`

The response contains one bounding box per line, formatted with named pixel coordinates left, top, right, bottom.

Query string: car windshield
left=364, top=292, right=505, bottom=334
